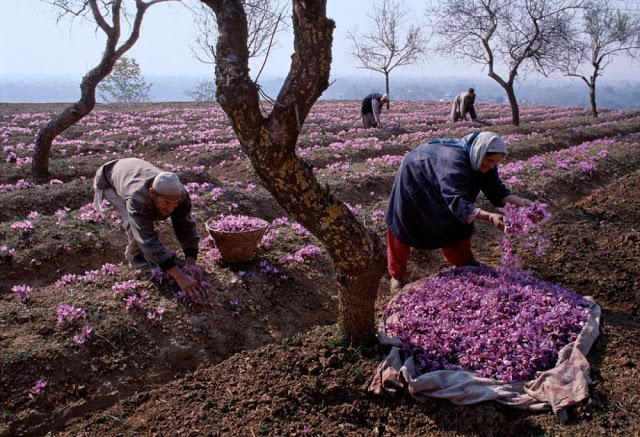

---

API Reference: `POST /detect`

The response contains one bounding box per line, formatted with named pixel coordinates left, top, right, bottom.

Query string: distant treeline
left=2, top=75, right=639, bottom=110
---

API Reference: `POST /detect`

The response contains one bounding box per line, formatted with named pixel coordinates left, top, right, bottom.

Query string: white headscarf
left=462, top=131, right=508, bottom=171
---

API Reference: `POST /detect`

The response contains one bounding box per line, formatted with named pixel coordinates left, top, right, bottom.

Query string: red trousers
left=386, top=228, right=476, bottom=280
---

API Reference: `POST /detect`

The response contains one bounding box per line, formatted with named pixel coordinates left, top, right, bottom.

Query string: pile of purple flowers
left=206, top=214, right=268, bottom=233
left=384, top=267, right=591, bottom=382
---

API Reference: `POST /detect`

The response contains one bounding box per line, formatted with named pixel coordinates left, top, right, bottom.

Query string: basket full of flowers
left=205, top=214, right=269, bottom=263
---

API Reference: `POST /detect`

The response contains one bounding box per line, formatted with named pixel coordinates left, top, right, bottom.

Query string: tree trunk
left=505, top=85, right=520, bottom=127
left=31, top=74, right=100, bottom=177
left=337, top=268, right=384, bottom=341
left=589, top=81, right=598, bottom=118
left=384, top=72, right=390, bottom=110
left=488, top=71, right=520, bottom=126
left=207, top=0, right=386, bottom=343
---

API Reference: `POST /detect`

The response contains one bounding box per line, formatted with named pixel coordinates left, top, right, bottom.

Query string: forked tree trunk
left=32, top=69, right=109, bottom=177
left=205, top=0, right=386, bottom=343
left=580, top=72, right=600, bottom=118
left=489, top=71, right=521, bottom=127
left=31, top=0, right=156, bottom=177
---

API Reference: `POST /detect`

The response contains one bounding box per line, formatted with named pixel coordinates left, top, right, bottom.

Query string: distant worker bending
left=361, top=93, right=388, bottom=129
left=451, top=88, right=478, bottom=122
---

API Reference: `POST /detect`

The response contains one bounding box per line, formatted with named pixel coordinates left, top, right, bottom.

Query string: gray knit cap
left=152, top=172, right=183, bottom=196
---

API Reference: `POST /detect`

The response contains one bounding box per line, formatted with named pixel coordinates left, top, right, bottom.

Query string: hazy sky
left=1, top=0, right=639, bottom=82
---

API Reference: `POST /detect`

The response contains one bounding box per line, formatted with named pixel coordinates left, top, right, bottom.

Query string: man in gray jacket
left=451, top=88, right=478, bottom=122
left=94, top=158, right=204, bottom=302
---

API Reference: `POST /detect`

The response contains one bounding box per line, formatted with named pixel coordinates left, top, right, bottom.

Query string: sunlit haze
left=2, top=0, right=638, bottom=82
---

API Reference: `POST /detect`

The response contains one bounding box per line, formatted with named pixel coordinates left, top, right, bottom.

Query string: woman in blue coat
left=384, top=131, right=533, bottom=292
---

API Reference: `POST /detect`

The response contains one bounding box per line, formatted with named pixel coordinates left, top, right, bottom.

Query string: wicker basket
left=205, top=218, right=269, bottom=263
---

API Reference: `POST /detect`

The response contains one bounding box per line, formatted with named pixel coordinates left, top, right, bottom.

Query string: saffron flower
left=148, top=305, right=166, bottom=320
left=56, top=303, right=86, bottom=325
left=125, top=290, right=149, bottom=310
left=230, top=299, right=241, bottom=318
left=11, top=284, right=33, bottom=301
left=29, top=379, right=47, bottom=395
left=149, top=267, right=170, bottom=283
left=100, top=263, right=119, bottom=276
left=55, top=207, right=70, bottom=218
left=73, top=325, right=93, bottom=344
left=280, top=245, right=323, bottom=265
left=81, top=270, right=100, bottom=281
left=112, top=280, right=138, bottom=297
left=10, top=220, right=34, bottom=231
left=55, top=274, right=78, bottom=288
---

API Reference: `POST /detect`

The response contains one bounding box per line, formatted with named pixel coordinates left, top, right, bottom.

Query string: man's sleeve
left=127, top=199, right=178, bottom=271
left=171, top=196, right=200, bottom=260
left=461, top=96, right=468, bottom=118
left=372, top=99, right=382, bottom=125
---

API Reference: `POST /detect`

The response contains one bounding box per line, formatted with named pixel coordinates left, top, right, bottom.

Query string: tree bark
left=589, top=78, right=598, bottom=118
left=205, top=0, right=386, bottom=343
left=384, top=72, right=390, bottom=110
left=505, top=85, right=520, bottom=127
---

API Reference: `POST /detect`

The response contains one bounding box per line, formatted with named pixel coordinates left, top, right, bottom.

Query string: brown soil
left=1, top=101, right=639, bottom=437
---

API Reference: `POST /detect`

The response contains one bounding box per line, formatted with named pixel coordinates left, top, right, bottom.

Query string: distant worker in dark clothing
left=361, top=93, right=389, bottom=128
left=451, top=88, right=478, bottom=122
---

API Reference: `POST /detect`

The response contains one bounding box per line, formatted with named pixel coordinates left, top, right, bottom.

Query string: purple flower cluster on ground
left=73, top=325, right=93, bottom=345
left=55, top=303, right=85, bottom=325
left=11, top=284, right=32, bottom=301
left=385, top=267, right=592, bottom=382
left=29, top=379, right=47, bottom=395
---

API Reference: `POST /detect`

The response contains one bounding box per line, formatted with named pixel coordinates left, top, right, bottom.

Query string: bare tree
left=347, top=0, right=428, bottom=105
left=192, top=0, right=289, bottom=83
left=31, top=0, right=178, bottom=177
left=200, top=0, right=386, bottom=343
left=558, top=0, right=640, bottom=117
left=429, top=0, right=581, bottom=126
